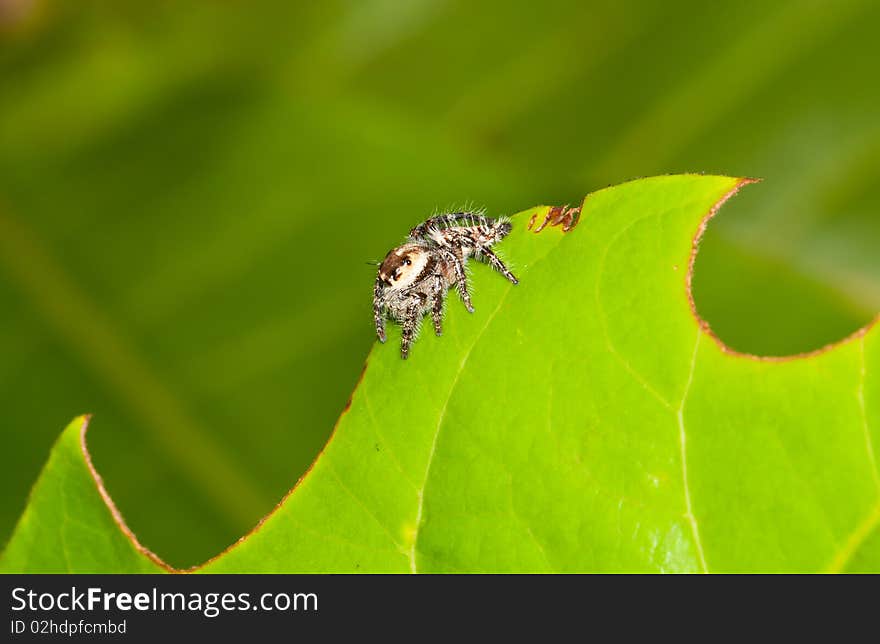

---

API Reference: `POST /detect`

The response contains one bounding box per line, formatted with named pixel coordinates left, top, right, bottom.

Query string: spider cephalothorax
left=373, top=212, right=518, bottom=358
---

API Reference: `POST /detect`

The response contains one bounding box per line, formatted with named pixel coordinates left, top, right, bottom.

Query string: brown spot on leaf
left=529, top=204, right=581, bottom=233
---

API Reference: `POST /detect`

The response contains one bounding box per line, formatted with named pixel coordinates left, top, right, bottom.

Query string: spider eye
left=404, top=258, right=412, bottom=266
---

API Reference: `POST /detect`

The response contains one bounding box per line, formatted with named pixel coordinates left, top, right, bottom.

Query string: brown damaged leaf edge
left=185, top=358, right=371, bottom=571
left=688, top=177, right=880, bottom=362
left=79, top=415, right=175, bottom=572
left=80, top=362, right=372, bottom=573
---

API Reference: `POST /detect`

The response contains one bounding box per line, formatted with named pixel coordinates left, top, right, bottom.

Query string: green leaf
left=3, top=175, right=878, bottom=573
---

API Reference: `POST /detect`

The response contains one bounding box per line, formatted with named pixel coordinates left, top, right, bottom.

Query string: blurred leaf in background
left=1, top=0, right=878, bottom=568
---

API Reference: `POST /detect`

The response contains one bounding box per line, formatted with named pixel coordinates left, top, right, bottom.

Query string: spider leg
left=478, top=245, right=519, bottom=285
left=430, top=275, right=446, bottom=336
left=446, top=249, right=474, bottom=313
left=373, top=277, right=387, bottom=343
left=399, top=298, right=423, bottom=359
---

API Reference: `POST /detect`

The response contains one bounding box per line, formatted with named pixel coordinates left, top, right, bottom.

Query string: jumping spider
left=373, top=212, right=518, bottom=359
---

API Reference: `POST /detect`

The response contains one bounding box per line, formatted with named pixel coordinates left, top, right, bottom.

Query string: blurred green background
left=1, top=0, right=877, bottom=568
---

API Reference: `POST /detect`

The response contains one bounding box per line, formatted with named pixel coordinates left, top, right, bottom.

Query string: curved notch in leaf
left=0, top=416, right=167, bottom=573
left=2, top=175, right=878, bottom=573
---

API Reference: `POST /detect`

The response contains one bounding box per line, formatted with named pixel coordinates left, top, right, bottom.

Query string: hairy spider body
left=373, top=212, right=518, bottom=358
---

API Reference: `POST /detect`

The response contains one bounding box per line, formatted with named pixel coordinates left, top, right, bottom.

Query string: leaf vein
left=826, top=501, right=880, bottom=573
left=325, top=462, right=408, bottom=555
left=361, top=387, right=419, bottom=490
left=858, top=337, right=880, bottom=493
left=408, top=283, right=523, bottom=572
left=593, top=206, right=686, bottom=410
left=678, top=332, right=708, bottom=573
left=407, top=223, right=566, bottom=573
